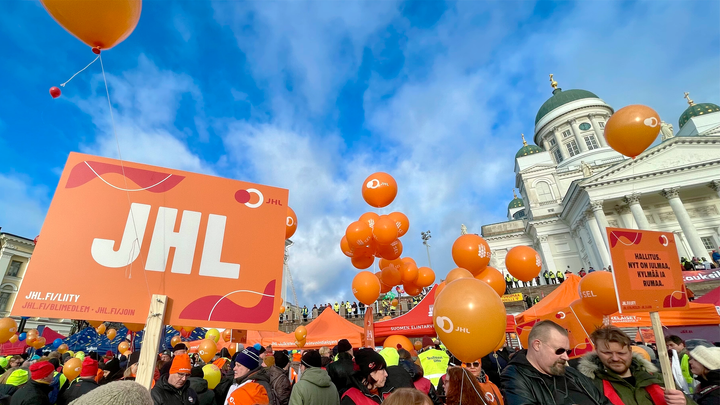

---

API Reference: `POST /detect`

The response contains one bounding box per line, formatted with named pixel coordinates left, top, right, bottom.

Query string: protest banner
left=363, top=307, right=375, bottom=348
left=607, top=227, right=689, bottom=390
left=682, top=268, right=720, bottom=283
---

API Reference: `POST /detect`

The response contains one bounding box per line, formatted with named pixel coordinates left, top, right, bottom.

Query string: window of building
left=6, top=261, right=21, bottom=277
left=579, top=122, right=591, bottom=131
left=0, top=292, right=10, bottom=311
left=598, top=121, right=605, bottom=128
left=562, top=130, right=572, bottom=138
left=552, top=148, right=563, bottom=164
left=548, top=138, right=556, bottom=147
left=565, top=140, right=580, bottom=157
left=536, top=182, right=554, bottom=203
left=701, top=236, right=716, bottom=250
left=584, top=135, right=600, bottom=150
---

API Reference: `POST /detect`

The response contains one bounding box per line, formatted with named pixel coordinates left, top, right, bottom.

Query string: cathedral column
left=661, top=187, right=708, bottom=258
left=590, top=200, right=610, bottom=250
left=709, top=180, right=720, bottom=199
left=0, top=250, right=13, bottom=278
left=552, top=127, right=570, bottom=160
left=585, top=211, right=612, bottom=268
left=538, top=235, right=555, bottom=284
left=590, top=114, right=608, bottom=147
left=571, top=119, right=589, bottom=152
left=623, top=193, right=651, bottom=230
left=614, top=205, right=636, bottom=229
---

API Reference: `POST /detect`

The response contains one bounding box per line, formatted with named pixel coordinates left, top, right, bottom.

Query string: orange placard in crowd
left=363, top=307, right=374, bottom=348
left=607, top=228, right=689, bottom=313
left=12, top=152, right=288, bottom=331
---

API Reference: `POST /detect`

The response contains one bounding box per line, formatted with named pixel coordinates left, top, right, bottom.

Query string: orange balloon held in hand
left=346, top=221, right=373, bottom=247
left=433, top=278, right=506, bottom=362
left=41, top=0, right=142, bottom=51
left=414, top=267, right=436, bottom=287
left=388, top=212, right=410, bottom=237
left=373, top=216, right=399, bottom=245
left=352, top=271, right=382, bottom=305
left=505, top=246, right=542, bottom=282
left=362, top=172, right=398, bottom=208
left=604, top=104, right=661, bottom=158
left=359, top=212, right=380, bottom=229
left=475, top=267, right=506, bottom=296
left=351, top=255, right=374, bottom=270
left=452, top=234, right=491, bottom=276
left=445, top=268, right=473, bottom=284
left=381, top=266, right=402, bottom=286
left=578, top=271, right=618, bottom=315
left=286, top=207, right=297, bottom=239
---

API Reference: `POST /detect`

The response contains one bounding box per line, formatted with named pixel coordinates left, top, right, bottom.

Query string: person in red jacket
left=341, top=349, right=388, bottom=404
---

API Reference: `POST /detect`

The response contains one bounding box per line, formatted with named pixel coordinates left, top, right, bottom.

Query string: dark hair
left=666, top=335, right=685, bottom=346
left=274, top=351, right=290, bottom=369
left=590, top=325, right=631, bottom=349
left=445, top=368, right=487, bottom=405
left=384, top=388, right=432, bottom=405
left=397, top=349, right=412, bottom=361
left=528, top=320, right=567, bottom=345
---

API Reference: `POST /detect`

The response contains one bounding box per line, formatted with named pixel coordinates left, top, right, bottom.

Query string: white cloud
left=0, top=174, right=50, bottom=239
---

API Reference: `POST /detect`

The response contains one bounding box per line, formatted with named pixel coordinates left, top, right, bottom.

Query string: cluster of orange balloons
left=604, top=104, right=661, bottom=159
left=343, top=210, right=410, bottom=269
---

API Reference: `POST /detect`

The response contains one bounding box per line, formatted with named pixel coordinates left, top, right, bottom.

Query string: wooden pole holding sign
left=650, top=312, right=676, bottom=390
left=136, top=294, right=168, bottom=389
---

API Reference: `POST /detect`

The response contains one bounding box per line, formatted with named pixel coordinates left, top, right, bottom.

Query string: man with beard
left=501, top=320, right=610, bottom=405
left=579, top=326, right=690, bottom=405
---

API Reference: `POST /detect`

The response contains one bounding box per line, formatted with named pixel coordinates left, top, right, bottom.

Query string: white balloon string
left=60, top=55, right=100, bottom=87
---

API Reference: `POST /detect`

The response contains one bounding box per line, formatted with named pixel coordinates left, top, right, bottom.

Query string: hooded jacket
left=327, top=352, right=355, bottom=396
left=187, top=376, right=216, bottom=405
left=500, top=349, right=610, bottom=405
left=267, top=366, right=292, bottom=405
left=289, top=367, right=340, bottom=405
left=58, top=378, right=100, bottom=405
left=694, top=370, right=720, bottom=405
left=9, top=379, right=52, bottom=405
left=578, top=352, right=696, bottom=405
left=150, top=374, right=199, bottom=405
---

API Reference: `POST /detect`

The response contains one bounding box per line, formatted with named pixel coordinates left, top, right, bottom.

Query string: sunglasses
left=464, top=362, right=480, bottom=368
left=554, top=347, right=572, bottom=356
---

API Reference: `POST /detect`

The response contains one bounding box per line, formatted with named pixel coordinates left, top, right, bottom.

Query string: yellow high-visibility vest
left=418, top=349, right=449, bottom=387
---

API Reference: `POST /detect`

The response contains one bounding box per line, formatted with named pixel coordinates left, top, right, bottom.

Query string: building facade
left=482, top=79, right=720, bottom=282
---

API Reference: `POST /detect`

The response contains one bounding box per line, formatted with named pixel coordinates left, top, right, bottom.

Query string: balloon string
left=60, top=55, right=100, bottom=87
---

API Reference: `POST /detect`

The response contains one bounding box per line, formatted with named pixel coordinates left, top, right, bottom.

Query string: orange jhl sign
left=12, top=152, right=288, bottom=331
left=607, top=227, right=689, bottom=313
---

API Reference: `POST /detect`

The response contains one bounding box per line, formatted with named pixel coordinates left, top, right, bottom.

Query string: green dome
left=515, top=144, right=544, bottom=158
left=535, top=88, right=600, bottom=124
left=679, top=102, right=720, bottom=128
left=508, top=197, right=524, bottom=209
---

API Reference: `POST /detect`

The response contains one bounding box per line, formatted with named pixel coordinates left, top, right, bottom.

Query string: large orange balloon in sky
left=433, top=278, right=506, bottom=362
left=415, top=267, right=435, bottom=287
left=359, top=212, right=380, bottom=229
left=373, top=216, right=399, bottom=245
left=353, top=271, right=382, bottom=305
left=475, top=267, right=506, bottom=296
left=377, top=239, right=402, bottom=260
left=451, top=234, right=491, bottom=276
left=578, top=271, right=618, bottom=315
left=381, top=266, right=402, bottom=286
left=604, top=104, right=661, bottom=158
left=403, top=283, right=423, bottom=297
left=400, top=262, right=418, bottom=284
left=346, top=221, right=373, bottom=247
left=351, top=255, right=374, bottom=270
left=362, top=172, right=398, bottom=208
left=41, top=0, right=142, bottom=50
left=286, top=207, right=297, bottom=239
left=340, top=236, right=354, bottom=257
left=388, top=212, right=410, bottom=237
left=505, top=246, right=542, bottom=282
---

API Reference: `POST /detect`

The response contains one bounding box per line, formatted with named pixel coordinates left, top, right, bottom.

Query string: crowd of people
left=0, top=320, right=718, bottom=404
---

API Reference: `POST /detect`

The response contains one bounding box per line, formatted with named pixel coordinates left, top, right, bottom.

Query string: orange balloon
left=373, top=216, right=399, bottom=245
left=228, top=345, right=237, bottom=357
left=569, top=299, right=605, bottom=334
left=401, top=257, right=417, bottom=268
left=415, top=267, right=436, bottom=287
left=88, top=321, right=103, bottom=328
left=403, top=283, right=423, bottom=296
left=381, top=266, right=402, bottom=286
left=494, top=336, right=506, bottom=352
left=451, top=234, right=491, bottom=276
left=400, top=262, right=418, bottom=284
left=353, top=271, right=382, bottom=305
left=9, top=334, right=18, bottom=344
left=391, top=298, right=399, bottom=307
left=346, top=221, right=373, bottom=248
left=27, top=329, right=39, bottom=337
left=279, top=306, right=286, bottom=314
left=383, top=335, right=413, bottom=351
left=362, top=172, right=398, bottom=208
left=123, top=350, right=132, bottom=356
left=171, top=335, right=182, bottom=347
left=505, top=246, right=542, bottom=282
left=222, top=329, right=232, bottom=342
left=57, top=343, right=69, bottom=354
left=578, top=271, right=618, bottom=315
left=340, top=236, right=354, bottom=257
left=353, top=239, right=377, bottom=259
left=433, top=278, right=506, bottom=362
left=379, top=258, right=404, bottom=272
left=172, top=325, right=184, bottom=332
left=33, top=336, right=47, bottom=349
left=118, top=341, right=130, bottom=353
left=382, top=316, right=392, bottom=320
left=475, top=267, right=506, bottom=296
left=604, top=104, right=661, bottom=158
left=26, top=335, right=37, bottom=346
left=377, top=239, right=403, bottom=260
left=106, top=328, right=117, bottom=340
left=295, top=325, right=307, bottom=341
left=359, top=212, right=381, bottom=229
left=632, top=346, right=651, bottom=361
left=0, top=318, right=18, bottom=344
left=414, top=341, right=422, bottom=351
left=97, top=324, right=106, bottom=335
left=296, top=338, right=306, bottom=348
left=198, top=339, right=217, bottom=363
left=445, top=268, right=474, bottom=284
left=286, top=207, right=298, bottom=239
left=40, top=0, right=141, bottom=50
left=63, top=357, right=82, bottom=380
left=435, top=281, right=447, bottom=298
left=388, top=212, right=410, bottom=237
left=351, top=255, right=374, bottom=270
left=124, top=323, right=144, bottom=332
left=380, top=282, right=393, bottom=294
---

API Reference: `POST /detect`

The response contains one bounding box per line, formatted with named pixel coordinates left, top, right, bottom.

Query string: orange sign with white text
left=12, top=152, right=288, bottom=331
left=607, top=228, right=688, bottom=313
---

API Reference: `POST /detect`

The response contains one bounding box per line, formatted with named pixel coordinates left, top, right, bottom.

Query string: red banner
left=682, top=269, right=720, bottom=283
left=363, top=307, right=374, bottom=348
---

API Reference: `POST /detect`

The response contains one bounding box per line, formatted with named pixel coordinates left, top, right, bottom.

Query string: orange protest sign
left=607, top=228, right=689, bottom=313
left=12, top=152, right=288, bottom=331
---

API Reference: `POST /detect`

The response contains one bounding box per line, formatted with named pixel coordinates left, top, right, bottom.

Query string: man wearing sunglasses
left=501, top=320, right=610, bottom=405
left=579, top=326, right=691, bottom=405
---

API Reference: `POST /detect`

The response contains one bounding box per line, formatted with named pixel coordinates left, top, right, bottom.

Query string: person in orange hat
left=10, top=360, right=54, bottom=405
left=151, top=353, right=198, bottom=405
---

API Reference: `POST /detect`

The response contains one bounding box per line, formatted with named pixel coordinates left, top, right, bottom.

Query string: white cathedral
left=481, top=75, right=720, bottom=282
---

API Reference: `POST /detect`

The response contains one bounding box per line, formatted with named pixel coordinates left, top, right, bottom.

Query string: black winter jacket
left=327, top=352, right=355, bottom=396
left=500, top=349, right=610, bottom=405
left=695, top=370, right=720, bottom=405
left=58, top=378, right=100, bottom=405
left=9, top=380, right=52, bottom=405
left=151, top=374, right=199, bottom=405
left=188, top=377, right=216, bottom=405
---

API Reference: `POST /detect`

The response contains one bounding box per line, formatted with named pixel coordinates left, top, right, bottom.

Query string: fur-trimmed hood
left=578, top=352, right=658, bottom=380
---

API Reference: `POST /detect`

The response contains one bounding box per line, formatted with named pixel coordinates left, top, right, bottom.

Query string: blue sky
left=1, top=0, right=718, bottom=305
